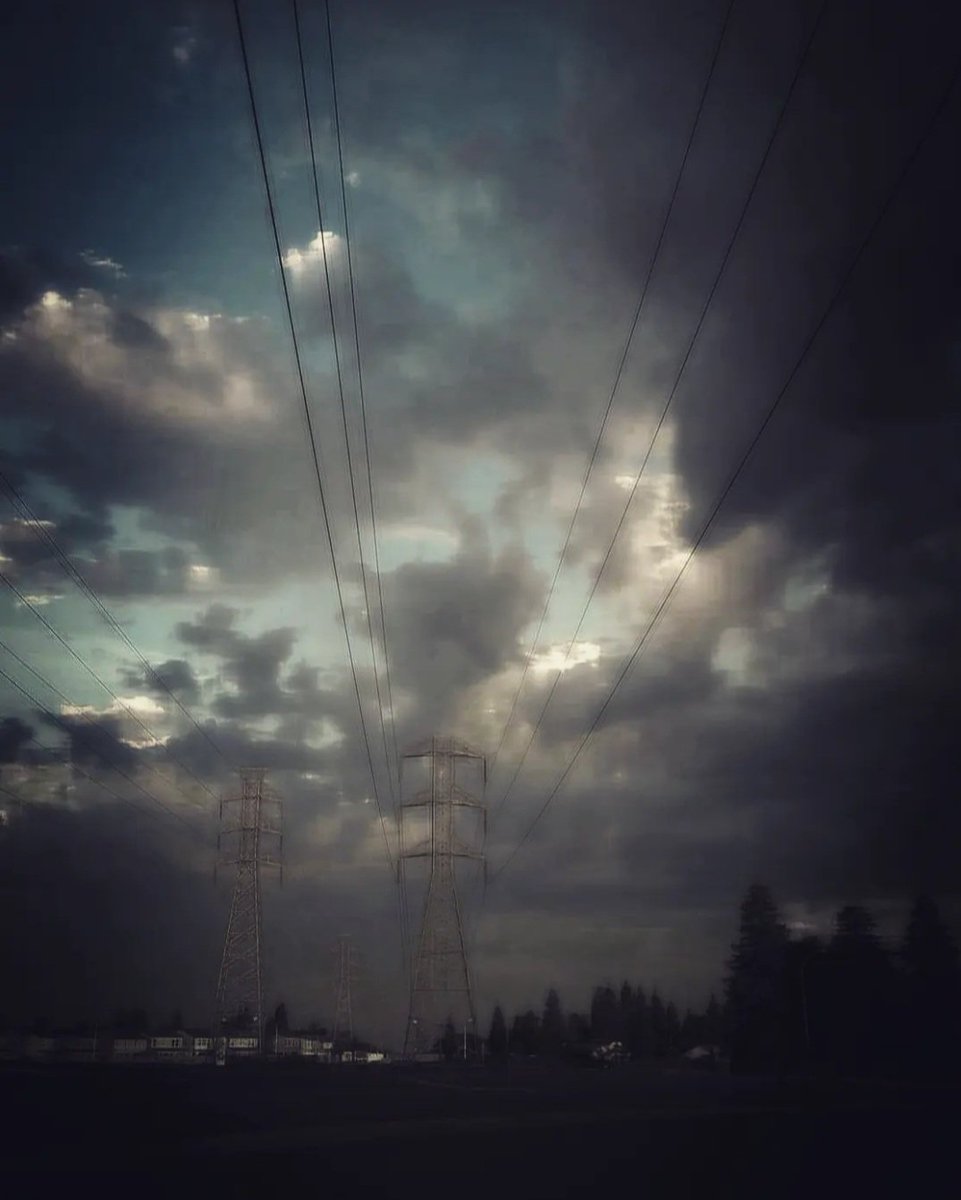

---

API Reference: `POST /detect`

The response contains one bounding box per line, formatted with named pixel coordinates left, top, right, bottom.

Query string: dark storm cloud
left=119, top=658, right=199, bottom=703
left=427, top=0, right=961, bottom=944
left=0, top=246, right=122, bottom=323
left=0, top=511, right=111, bottom=568
left=177, top=604, right=298, bottom=699
left=0, top=287, right=334, bottom=588
left=292, top=237, right=553, bottom=449
left=0, top=512, right=201, bottom=598
left=174, top=604, right=344, bottom=727
left=574, top=1, right=961, bottom=922
left=2, top=0, right=960, bottom=1040
left=40, top=710, right=139, bottom=773
left=489, top=567, right=959, bottom=934
left=324, top=0, right=961, bottom=978
left=381, top=519, right=545, bottom=731
left=518, top=0, right=961, bottom=623
left=80, top=547, right=198, bottom=597
left=0, top=715, right=33, bottom=764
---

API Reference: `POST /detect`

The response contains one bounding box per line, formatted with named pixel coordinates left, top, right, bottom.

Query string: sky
left=1, top=0, right=959, bottom=1048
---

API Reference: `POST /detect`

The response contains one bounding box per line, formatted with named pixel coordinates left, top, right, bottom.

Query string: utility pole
left=215, top=767, right=282, bottom=1056
left=400, top=736, right=486, bottom=1059
left=332, top=934, right=356, bottom=1053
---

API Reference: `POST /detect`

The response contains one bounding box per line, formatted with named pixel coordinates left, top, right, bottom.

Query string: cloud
left=79, top=250, right=124, bottom=277
left=171, top=25, right=197, bottom=66
left=0, top=279, right=345, bottom=588
left=2, top=0, right=960, bottom=1041
left=7, top=288, right=276, bottom=429
left=119, top=658, right=200, bottom=704
left=381, top=520, right=545, bottom=733
left=173, top=604, right=345, bottom=734
left=0, top=715, right=32, bottom=763
left=282, top=230, right=343, bottom=276
left=0, top=513, right=216, bottom=599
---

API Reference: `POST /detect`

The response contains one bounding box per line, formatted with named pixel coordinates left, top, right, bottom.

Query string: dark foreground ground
left=2, top=1060, right=959, bottom=1198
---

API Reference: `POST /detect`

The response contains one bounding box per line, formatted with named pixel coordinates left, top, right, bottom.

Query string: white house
left=112, top=1036, right=148, bottom=1058
left=150, top=1032, right=191, bottom=1058
left=192, top=1034, right=213, bottom=1057
left=274, top=1032, right=305, bottom=1056
left=226, top=1034, right=259, bottom=1056
left=299, top=1034, right=333, bottom=1060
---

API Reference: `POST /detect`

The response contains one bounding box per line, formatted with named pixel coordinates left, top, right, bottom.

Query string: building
left=301, top=1034, right=333, bottom=1060
left=191, top=1033, right=214, bottom=1058
left=112, top=1036, right=148, bottom=1059
left=150, top=1032, right=192, bottom=1059
left=273, top=1032, right=305, bottom=1057
left=226, top=1034, right=259, bottom=1057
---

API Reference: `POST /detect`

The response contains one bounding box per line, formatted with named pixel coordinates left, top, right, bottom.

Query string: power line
left=489, top=45, right=961, bottom=885
left=324, top=0, right=409, bottom=976
left=488, top=0, right=738, bottom=785
left=0, top=645, right=201, bottom=835
left=230, top=0, right=395, bottom=874
left=0, top=471, right=232, bottom=773
left=292, top=0, right=396, bottom=816
left=323, top=0, right=401, bottom=800
left=489, top=0, right=829, bottom=824
left=0, top=565, right=218, bottom=807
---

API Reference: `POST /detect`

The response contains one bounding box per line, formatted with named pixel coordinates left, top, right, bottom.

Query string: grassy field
left=2, top=1059, right=959, bottom=1197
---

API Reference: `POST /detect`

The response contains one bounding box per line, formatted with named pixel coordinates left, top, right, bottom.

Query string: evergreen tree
left=703, top=993, right=722, bottom=1047
left=541, top=988, right=565, bottom=1055
left=488, top=1005, right=508, bottom=1059
left=590, top=985, right=619, bottom=1042
left=725, top=883, right=790, bottom=1073
left=650, top=991, right=668, bottom=1057
left=566, top=1011, right=590, bottom=1046
left=170, top=1008, right=185, bottom=1031
left=274, top=1002, right=289, bottom=1033
left=782, top=935, right=824, bottom=1072
left=510, top=1010, right=541, bottom=1055
left=680, top=1009, right=700, bottom=1053
left=901, top=895, right=961, bottom=1074
left=626, top=986, right=651, bottom=1058
left=618, top=982, right=633, bottom=1041
left=664, top=1001, right=681, bottom=1056
left=825, top=906, right=894, bottom=1077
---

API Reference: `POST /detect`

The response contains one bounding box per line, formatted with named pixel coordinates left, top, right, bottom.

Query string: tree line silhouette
left=482, top=886, right=961, bottom=1079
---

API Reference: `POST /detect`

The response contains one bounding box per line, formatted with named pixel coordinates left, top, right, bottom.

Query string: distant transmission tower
left=401, top=736, right=486, bottom=1058
left=332, top=934, right=355, bottom=1048
left=216, top=767, right=282, bottom=1048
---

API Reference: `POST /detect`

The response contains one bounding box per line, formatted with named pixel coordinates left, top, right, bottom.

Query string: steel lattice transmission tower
left=216, top=767, right=282, bottom=1045
left=401, top=736, right=486, bottom=1058
left=332, top=934, right=356, bottom=1048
